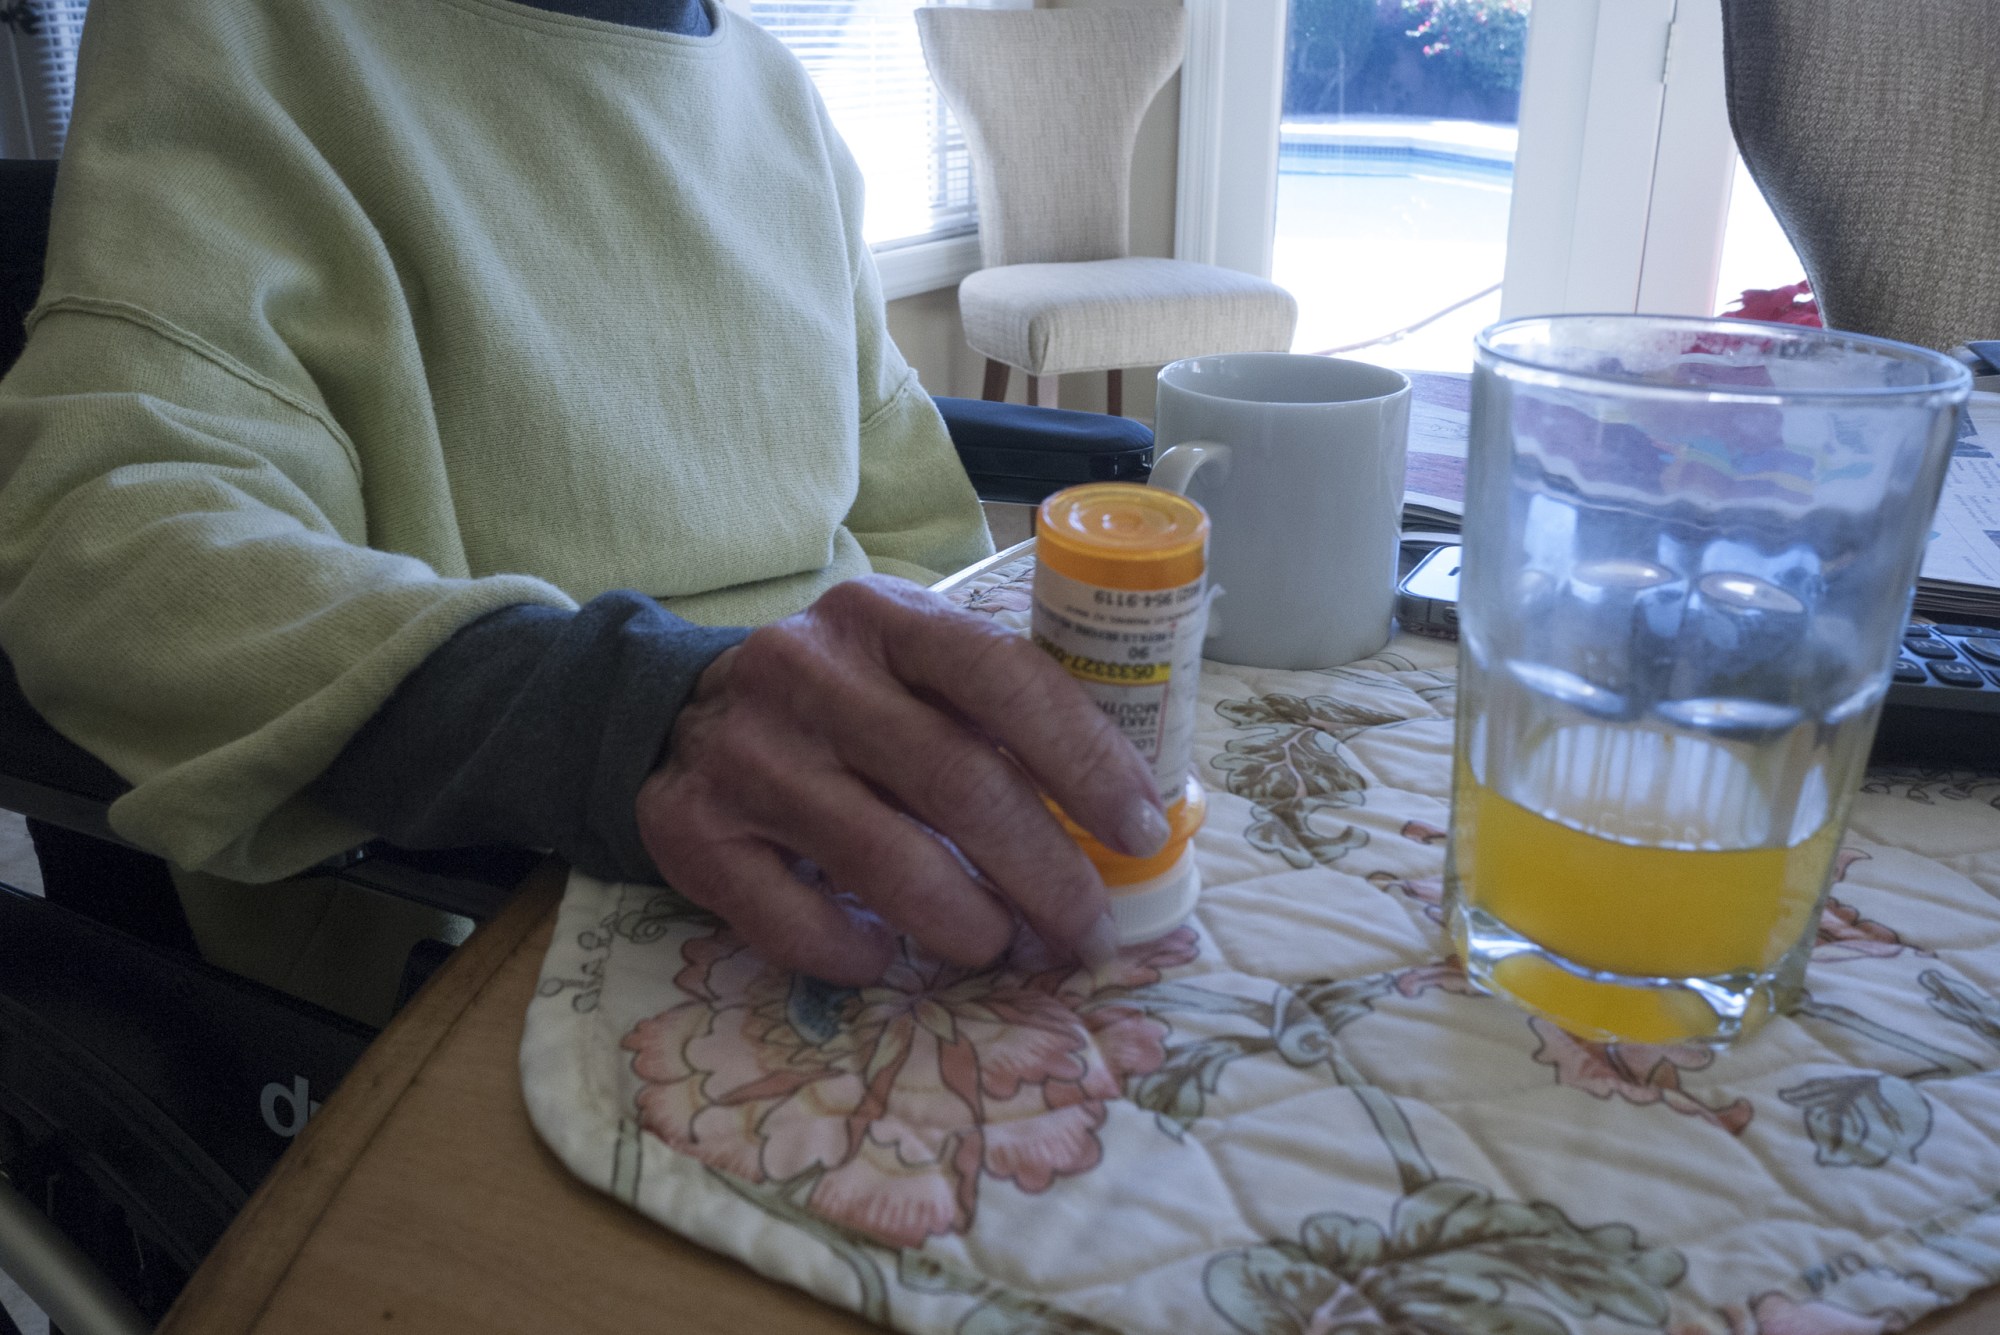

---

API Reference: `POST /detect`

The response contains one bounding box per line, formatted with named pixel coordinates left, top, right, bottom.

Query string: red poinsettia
left=1724, top=280, right=1821, bottom=327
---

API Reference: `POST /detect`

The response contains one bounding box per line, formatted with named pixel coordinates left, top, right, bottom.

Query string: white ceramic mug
left=1150, top=353, right=1411, bottom=669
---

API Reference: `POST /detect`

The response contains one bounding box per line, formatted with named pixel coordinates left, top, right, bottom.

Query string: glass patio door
left=1181, top=0, right=1745, bottom=373
left=1271, top=0, right=1528, bottom=370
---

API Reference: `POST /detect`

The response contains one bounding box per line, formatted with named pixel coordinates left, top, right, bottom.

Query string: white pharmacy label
left=1031, top=564, right=1208, bottom=799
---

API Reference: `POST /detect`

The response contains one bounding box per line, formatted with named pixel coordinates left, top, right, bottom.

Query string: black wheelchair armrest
left=0, top=651, right=132, bottom=846
left=0, top=158, right=56, bottom=374
left=934, top=396, right=1153, bottom=506
left=0, top=651, right=526, bottom=923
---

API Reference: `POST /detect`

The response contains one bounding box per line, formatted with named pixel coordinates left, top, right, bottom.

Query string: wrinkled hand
left=634, top=576, right=1169, bottom=984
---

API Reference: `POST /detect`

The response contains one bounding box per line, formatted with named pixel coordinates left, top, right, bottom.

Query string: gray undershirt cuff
left=314, top=593, right=748, bottom=883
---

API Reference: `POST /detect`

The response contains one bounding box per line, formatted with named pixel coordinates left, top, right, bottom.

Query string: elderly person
left=0, top=0, right=1165, bottom=1018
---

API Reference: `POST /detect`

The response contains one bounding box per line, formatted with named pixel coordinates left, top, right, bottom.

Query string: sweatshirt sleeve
left=0, top=308, right=576, bottom=881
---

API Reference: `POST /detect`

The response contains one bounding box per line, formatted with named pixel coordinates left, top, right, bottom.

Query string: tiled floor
left=0, top=810, right=52, bottom=1335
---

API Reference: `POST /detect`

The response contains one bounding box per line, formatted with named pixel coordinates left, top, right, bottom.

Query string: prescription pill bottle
left=1033, top=483, right=1210, bottom=944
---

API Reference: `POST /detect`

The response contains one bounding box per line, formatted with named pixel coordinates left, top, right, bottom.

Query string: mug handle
left=1147, top=442, right=1228, bottom=640
left=1148, top=440, right=1231, bottom=494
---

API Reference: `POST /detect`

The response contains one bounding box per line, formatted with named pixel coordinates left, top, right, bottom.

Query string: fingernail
left=1119, top=800, right=1171, bottom=857
left=1078, top=912, right=1122, bottom=968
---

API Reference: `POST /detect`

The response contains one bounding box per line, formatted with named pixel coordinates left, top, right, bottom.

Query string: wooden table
left=159, top=860, right=2000, bottom=1334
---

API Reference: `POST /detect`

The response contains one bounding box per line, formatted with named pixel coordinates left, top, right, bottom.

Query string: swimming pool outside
left=1274, top=116, right=1808, bottom=375
left=1274, top=116, right=1515, bottom=374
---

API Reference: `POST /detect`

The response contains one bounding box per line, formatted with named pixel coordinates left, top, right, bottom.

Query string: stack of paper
left=1915, top=391, right=2000, bottom=622
left=1401, top=371, right=1470, bottom=536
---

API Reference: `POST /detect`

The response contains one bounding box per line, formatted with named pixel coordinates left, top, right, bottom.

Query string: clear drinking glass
left=1446, top=315, right=1971, bottom=1046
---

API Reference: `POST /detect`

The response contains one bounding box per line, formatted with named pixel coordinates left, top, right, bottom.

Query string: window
left=1193, top=0, right=1748, bottom=339
left=0, top=0, right=90, bottom=158
left=742, top=0, right=1026, bottom=297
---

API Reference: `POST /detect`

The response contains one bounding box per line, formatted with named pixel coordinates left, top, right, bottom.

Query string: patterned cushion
left=958, top=257, right=1298, bottom=377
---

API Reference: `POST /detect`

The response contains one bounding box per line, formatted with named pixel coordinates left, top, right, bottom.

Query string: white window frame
left=1182, top=0, right=1740, bottom=316
left=1634, top=0, right=1735, bottom=312
left=1501, top=0, right=1735, bottom=317
left=873, top=230, right=983, bottom=303
left=1173, top=0, right=1286, bottom=277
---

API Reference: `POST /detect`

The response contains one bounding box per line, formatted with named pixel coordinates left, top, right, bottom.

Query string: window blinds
left=4, top=0, right=89, bottom=157
left=747, top=0, right=1021, bottom=252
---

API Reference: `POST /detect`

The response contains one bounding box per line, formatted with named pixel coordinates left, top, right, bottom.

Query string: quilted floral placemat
left=521, top=551, right=2000, bottom=1335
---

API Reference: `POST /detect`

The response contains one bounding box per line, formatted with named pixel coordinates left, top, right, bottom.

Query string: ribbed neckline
left=510, top=0, right=712, bottom=36
left=426, top=0, right=730, bottom=50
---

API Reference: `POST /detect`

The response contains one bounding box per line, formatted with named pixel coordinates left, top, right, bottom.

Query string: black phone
left=1395, top=544, right=1461, bottom=639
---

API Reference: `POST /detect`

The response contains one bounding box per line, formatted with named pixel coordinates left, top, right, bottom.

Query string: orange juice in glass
left=1445, top=315, right=1968, bottom=1045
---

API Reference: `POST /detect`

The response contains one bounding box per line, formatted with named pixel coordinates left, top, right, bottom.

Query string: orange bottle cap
left=1049, top=783, right=1206, bottom=945
left=1048, top=775, right=1207, bottom=888
left=1037, top=483, right=1208, bottom=591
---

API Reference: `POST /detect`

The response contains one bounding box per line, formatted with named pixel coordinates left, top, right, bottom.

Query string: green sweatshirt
left=0, top=0, right=991, bottom=882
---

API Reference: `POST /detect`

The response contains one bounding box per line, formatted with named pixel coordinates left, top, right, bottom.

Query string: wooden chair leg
left=1027, top=375, right=1059, bottom=409
left=982, top=359, right=1010, bottom=402
left=1105, top=368, right=1123, bottom=418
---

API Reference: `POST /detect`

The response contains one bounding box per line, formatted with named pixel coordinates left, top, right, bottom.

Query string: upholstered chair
left=916, top=5, right=1298, bottom=415
left=1721, top=0, right=2000, bottom=351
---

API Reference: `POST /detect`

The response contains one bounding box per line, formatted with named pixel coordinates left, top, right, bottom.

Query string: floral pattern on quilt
left=521, top=552, right=2000, bottom=1334
left=620, top=924, right=1197, bottom=1247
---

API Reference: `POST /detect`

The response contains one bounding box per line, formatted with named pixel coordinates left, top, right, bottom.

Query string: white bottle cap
left=1105, top=844, right=1201, bottom=945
